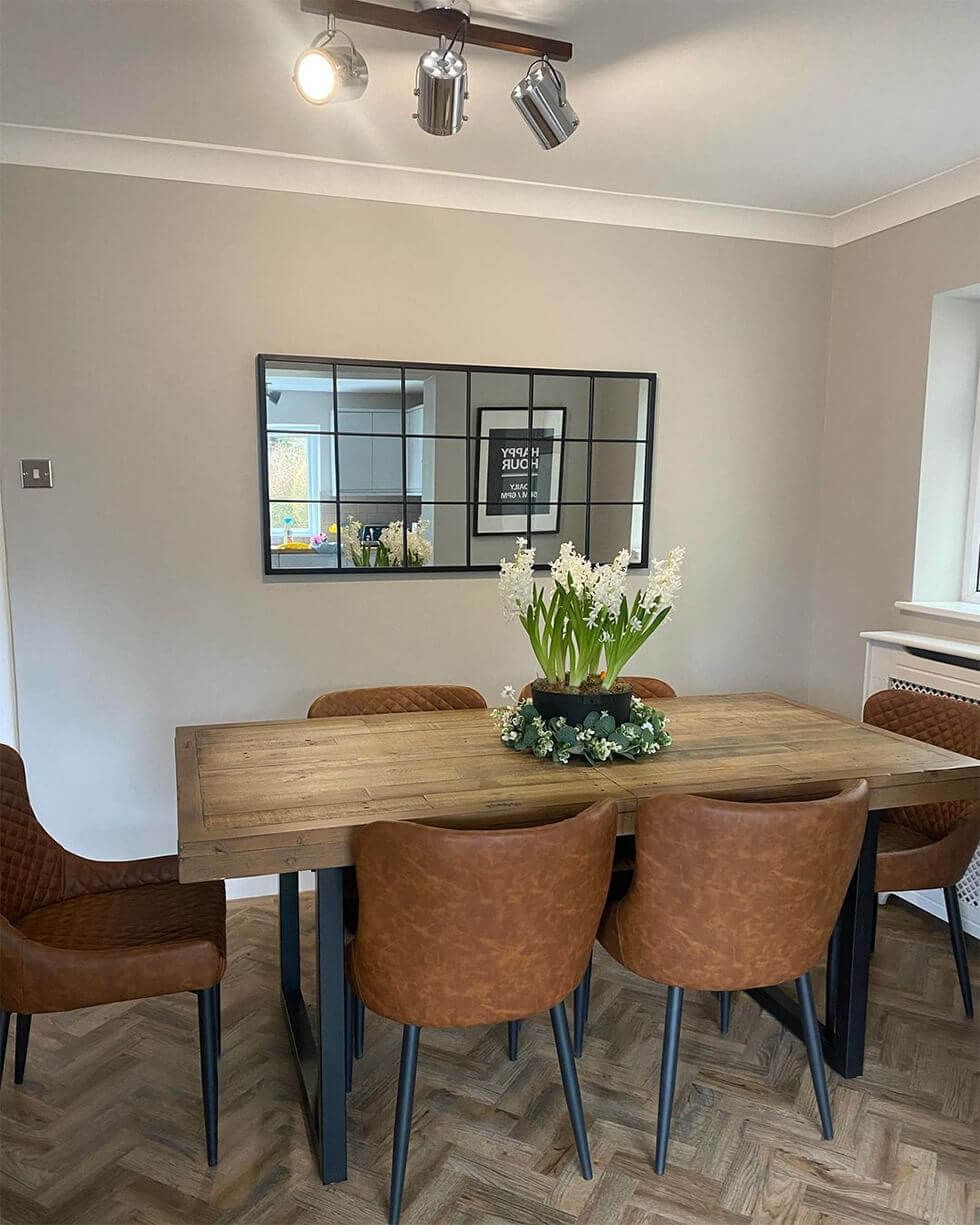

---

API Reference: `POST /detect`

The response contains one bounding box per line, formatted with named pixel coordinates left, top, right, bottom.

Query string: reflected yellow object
left=282, top=541, right=310, bottom=550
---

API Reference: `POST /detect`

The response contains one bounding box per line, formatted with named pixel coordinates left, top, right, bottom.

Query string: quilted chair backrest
left=308, top=685, right=487, bottom=719
left=863, top=689, right=980, bottom=841
left=1, top=744, right=66, bottom=923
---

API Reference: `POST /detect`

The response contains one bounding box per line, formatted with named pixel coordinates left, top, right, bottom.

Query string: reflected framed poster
left=474, top=407, right=566, bottom=536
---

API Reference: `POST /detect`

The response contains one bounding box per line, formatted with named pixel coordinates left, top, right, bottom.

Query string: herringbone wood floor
left=1, top=897, right=977, bottom=1225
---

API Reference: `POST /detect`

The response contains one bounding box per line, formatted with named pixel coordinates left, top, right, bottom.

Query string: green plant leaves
left=491, top=699, right=672, bottom=767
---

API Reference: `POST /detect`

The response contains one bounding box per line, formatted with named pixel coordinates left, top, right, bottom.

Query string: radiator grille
left=888, top=678, right=979, bottom=705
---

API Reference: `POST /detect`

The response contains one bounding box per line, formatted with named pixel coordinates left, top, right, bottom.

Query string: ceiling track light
left=512, top=56, right=579, bottom=149
left=294, top=1, right=576, bottom=144
left=414, top=9, right=469, bottom=137
left=293, top=13, right=368, bottom=105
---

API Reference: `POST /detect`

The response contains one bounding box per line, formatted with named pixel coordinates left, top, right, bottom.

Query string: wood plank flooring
left=1, top=897, right=976, bottom=1225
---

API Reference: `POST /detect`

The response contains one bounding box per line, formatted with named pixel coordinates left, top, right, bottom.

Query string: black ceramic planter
left=530, top=683, right=633, bottom=727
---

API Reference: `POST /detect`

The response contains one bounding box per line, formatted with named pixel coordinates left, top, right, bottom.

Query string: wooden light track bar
left=299, top=0, right=573, bottom=62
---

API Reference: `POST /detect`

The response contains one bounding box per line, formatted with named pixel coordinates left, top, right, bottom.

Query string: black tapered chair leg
left=549, top=1003, right=593, bottom=1180
left=718, top=990, right=732, bottom=1035
left=196, top=988, right=219, bottom=1167
left=796, top=972, right=833, bottom=1140
left=0, top=1011, right=10, bottom=1087
left=344, top=979, right=354, bottom=1093
left=13, top=1014, right=31, bottom=1085
left=354, top=994, right=366, bottom=1059
left=507, top=1020, right=521, bottom=1061
left=871, top=894, right=879, bottom=955
left=583, top=952, right=593, bottom=1023
left=389, top=1024, right=421, bottom=1225
left=944, top=886, right=974, bottom=1019
left=215, top=981, right=222, bottom=1057
left=573, top=972, right=588, bottom=1058
left=655, top=987, right=683, bottom=1175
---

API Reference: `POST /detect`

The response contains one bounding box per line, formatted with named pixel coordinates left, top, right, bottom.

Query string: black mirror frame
left=257, top=354, right=656, bottom=577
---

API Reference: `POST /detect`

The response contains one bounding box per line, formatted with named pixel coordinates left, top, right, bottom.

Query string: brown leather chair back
left=518, top=676, right=676, bottom=703
left=863, top=690, right=980, bottom=841
left=606, top=783, right=868, bottom=991
left=348, top=801, right=618, bottom=1028
left=1, top=744, right=69, bottom=924
left=308, top=684, right=487, bottom=719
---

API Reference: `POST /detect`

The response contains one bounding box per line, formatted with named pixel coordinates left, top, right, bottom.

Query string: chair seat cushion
left=875, top=816, right=978, bottom=895
left=13, top=880, right=226, bottom=1013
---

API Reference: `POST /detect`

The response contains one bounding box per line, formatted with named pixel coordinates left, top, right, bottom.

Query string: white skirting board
left=226, top=871, right=316, bottom=900
left=861, top=630, right=980, bottom=939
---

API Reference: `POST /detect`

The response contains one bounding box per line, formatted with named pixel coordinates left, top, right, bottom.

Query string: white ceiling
left=1, top=0, right=978, bottom=219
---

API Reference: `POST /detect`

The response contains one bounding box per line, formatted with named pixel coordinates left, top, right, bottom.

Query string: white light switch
left=21, top=459, right=53, bottom=489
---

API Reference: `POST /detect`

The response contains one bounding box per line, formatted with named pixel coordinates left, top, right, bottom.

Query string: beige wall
left=0, top=165, right=833, bottom=879
left=807, top=198, right=980, bottom=716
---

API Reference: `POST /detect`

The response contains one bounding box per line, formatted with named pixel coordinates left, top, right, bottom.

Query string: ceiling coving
left=293, top=0, right=579, bottom=146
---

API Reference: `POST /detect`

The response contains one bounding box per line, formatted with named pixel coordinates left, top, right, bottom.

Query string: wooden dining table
left=175, top=691, right=980, bottom=1184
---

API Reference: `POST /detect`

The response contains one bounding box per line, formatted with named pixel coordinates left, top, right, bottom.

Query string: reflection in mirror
left=337, top=500, right=414, bottom=570
left=404, top=369, right=467, bottom=437
left=419, top=436, right=468, bottom=503
left=260, top=359, right=654, bottom=575
left=265, top=363, right=335, bottom=432
left=421, top=503, right=468, bottom=568
left=269, top=501, right=339, bottom=569
left=590, top=439, right=647, bottom=530
left=533, top=375, right=590, bottom=440
left=592, top=376, right=649, bottom=441
left=589, top=503, right=647, bottom=564
left=532, top=505, right=586, bottom=566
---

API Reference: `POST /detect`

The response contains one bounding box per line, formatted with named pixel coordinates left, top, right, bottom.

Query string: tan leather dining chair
left=864, top=689, right=979, bottom=1017
left=307, top=684, right=488, bottom=1070
left=347, top=800, right=617, bottom=1225
left=0, top=744, right=226, bottom=1166
left=519, top=674, right=677, bottom=1054
left=599, top=783, right=868, bottom=1174
left=308, top=684, right=487, bottom=719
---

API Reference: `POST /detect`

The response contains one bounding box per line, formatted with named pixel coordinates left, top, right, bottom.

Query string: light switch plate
left=21, top=459, right=53, bottom=489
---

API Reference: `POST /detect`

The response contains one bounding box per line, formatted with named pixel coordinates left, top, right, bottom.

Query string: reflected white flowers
left=381, top=518, right=433, bottom=568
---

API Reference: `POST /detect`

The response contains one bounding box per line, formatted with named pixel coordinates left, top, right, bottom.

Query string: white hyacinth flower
left=640, top=545, right=686, bottom=611
left=550, top=541, right=594, bottom=594
left=498, top=537, right=536, bottom=619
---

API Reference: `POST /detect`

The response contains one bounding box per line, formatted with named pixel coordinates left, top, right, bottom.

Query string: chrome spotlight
left=512, top=57, right=579, bottom=149
left=293, top=16, right=368, bottom=105
left=414, top=35, right=468, bottom=136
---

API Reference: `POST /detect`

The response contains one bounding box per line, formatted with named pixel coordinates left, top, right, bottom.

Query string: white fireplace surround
left=861, top=629, right=980, bottom=938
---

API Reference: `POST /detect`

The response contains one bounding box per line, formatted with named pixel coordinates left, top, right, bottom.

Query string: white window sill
left=894, top=600, right=980, bottom=626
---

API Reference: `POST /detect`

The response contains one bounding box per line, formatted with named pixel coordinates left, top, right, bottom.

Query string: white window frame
left=962, top=372, right=980, bottom=604
left=269, top=429, right=322, bottom=545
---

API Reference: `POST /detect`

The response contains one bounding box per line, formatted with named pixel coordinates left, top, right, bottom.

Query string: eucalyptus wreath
left=492, top=696, right=671, bottom=766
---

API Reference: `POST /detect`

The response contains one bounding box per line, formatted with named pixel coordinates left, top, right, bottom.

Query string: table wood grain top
left=176, top=693, right=980, bottom=881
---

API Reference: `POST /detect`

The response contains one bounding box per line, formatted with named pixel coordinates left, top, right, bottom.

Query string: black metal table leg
left=278, top=869, right=348, bottom=1183
left=315, top=867, right=348, bottom=1183
left=279, top=872, right=300, bottom=995
left=748, top=810, right=880, bottom=1079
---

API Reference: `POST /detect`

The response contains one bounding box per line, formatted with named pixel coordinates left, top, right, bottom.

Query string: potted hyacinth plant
left=499, top=538, right=685, bottom=727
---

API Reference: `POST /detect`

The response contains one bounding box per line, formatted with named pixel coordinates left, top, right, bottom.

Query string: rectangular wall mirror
left=258, top=356, right=656, bottom=576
